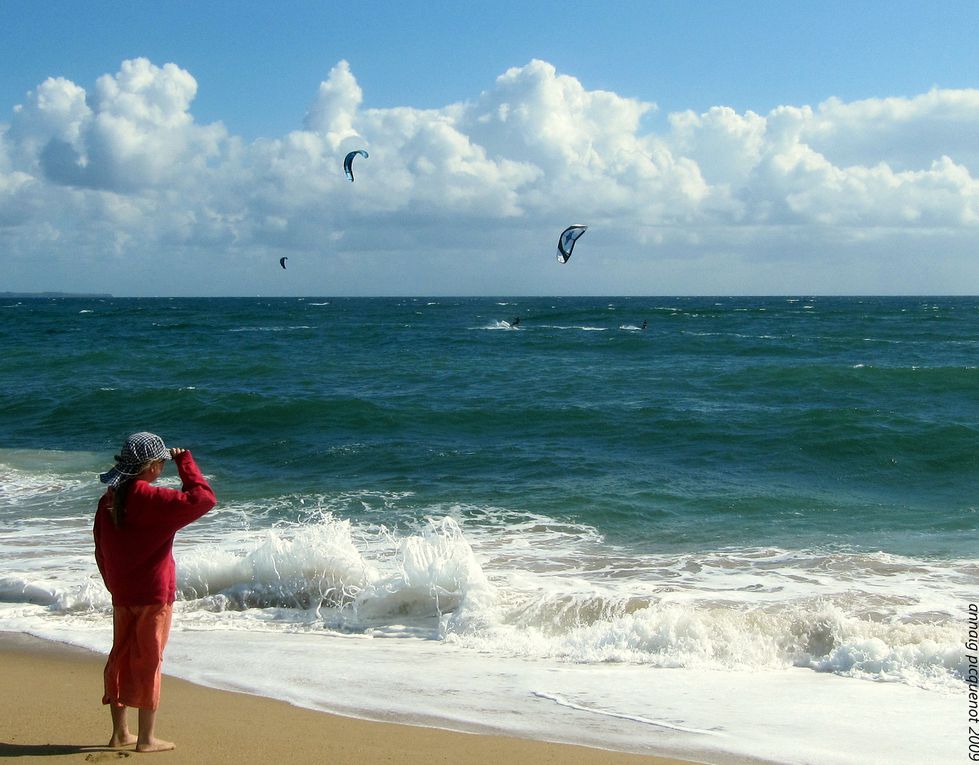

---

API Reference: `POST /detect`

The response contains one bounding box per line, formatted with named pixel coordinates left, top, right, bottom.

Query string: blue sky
left=5, top=1, right=974, bottom=138
left=2, top=1, right=978, bottom=295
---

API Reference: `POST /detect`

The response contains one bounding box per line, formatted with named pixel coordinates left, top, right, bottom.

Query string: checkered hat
left=99, top=432, right=171, bottom=487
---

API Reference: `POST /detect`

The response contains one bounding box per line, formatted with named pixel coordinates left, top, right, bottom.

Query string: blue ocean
left=0, top=295, right=972, bottom=764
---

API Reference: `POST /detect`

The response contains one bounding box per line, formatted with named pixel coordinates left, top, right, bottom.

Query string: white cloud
left=803, top=89, right=979, bottom=174
left=7, top=58, right=226, bottom=192
left=303, top=60, right=363, bottom=150
left=469, top=59, right=652, bottom=169
left=668, top=106, right=767, bottom=188
left=741, top=102, right=979, bottom=228
left=1, top=57, right=978, bottom=295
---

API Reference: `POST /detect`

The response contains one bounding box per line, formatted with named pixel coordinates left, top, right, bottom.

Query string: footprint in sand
left=85, top=752, right=131, bottom=762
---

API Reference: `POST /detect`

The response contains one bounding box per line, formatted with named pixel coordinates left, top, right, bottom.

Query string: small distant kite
left=556, top=224, right=588, bottom=264
left=279, top=257, right=288, bottom=269
left=344, top=149, right=369, bottom=182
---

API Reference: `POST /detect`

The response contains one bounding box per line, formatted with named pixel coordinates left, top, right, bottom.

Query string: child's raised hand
left=169, top=448, right=187, bottom=457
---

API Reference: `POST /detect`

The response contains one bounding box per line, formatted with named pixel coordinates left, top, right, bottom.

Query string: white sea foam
left=0, top=452, right=968, bottom=764
left=1, top=474, right=966, bottom=693
left=227, top=325, right=314, bottom=332
left=531, top=691, right=719, bottom=735
left=535, top=324, right=609, bottom=331
left=483, top=320, right=519, bottom=330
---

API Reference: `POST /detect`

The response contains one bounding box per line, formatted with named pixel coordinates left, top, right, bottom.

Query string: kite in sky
left=279, top=257, right=288, bottom=269
left=344, top=149, right=369, bottom=182
left=556, top=225, right=588, bottom=263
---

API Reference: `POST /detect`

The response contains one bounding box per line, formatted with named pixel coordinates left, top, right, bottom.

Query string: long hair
left=108, top=459, right=155, bottom=527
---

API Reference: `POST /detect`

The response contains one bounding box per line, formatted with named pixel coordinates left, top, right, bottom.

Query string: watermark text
left=968, top=602, right=978, bottom=760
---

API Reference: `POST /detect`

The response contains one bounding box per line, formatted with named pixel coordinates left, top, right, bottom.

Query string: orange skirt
left=102, top=603, right=173, bottom=710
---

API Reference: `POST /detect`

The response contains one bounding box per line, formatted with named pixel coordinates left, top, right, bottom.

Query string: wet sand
left=1, top=632, right=708, bottom=764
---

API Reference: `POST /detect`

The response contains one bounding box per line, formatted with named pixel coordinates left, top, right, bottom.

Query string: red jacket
left=94, top=451, right=216, bottom=606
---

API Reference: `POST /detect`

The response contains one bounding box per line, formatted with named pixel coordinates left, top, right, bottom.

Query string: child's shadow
left=0, top=742, right=130, bottom=759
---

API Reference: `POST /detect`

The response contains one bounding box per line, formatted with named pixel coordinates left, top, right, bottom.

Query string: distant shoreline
left=3, top=293, right=975, bottom=300
left=1, top=292, right=113, bottom=299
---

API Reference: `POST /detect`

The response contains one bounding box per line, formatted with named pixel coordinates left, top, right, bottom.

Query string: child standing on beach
left=94, top=432, right=216, bottom=752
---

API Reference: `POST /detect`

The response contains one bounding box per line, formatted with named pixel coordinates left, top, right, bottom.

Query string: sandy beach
left=2, top=632, right=706, bottom=765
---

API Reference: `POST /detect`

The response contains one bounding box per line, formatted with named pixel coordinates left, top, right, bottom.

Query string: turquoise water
left=3, top=295, right=976, bottom=557
left=0, top=295, right=970, bottom=763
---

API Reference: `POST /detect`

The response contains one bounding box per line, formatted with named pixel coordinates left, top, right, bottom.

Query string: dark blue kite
left=556, top=224, right=588, bottom=264
left=344, top=149, right=369, bottom=182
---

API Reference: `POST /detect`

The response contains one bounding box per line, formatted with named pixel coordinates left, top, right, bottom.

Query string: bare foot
left=108, top=733, right=137, bottom=748
left=135, top=739, right=175, bottom=753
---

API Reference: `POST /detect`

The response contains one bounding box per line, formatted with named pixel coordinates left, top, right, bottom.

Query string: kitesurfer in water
left=510, top=316, right=520, bottom=327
